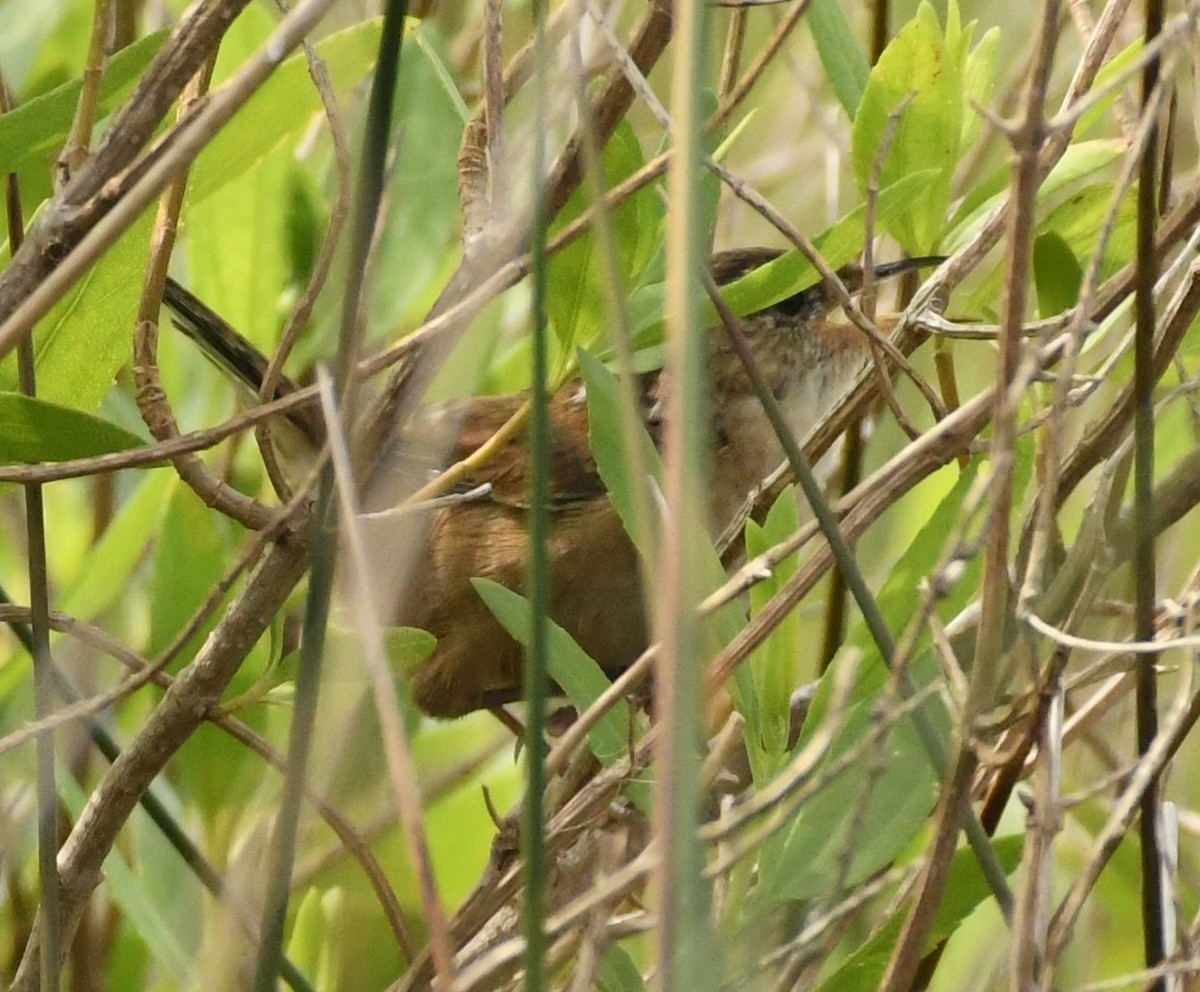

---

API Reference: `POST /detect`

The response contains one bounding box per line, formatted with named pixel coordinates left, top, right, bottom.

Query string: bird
left=163, top=249, right=938, bottom=718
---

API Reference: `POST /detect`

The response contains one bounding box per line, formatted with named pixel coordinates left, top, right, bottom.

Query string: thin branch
left=0, top=0, right=341, bottom=362
left=58, top=0, right=113, bottom=181
left=10, top=535, right=313, bottom=991
left=0, top=0, right=256, bottom=324
left=3, top=69, right=62, bottom=992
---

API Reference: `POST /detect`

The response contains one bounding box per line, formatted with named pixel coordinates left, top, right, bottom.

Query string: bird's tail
left=161, top=277, right=325, bottom=445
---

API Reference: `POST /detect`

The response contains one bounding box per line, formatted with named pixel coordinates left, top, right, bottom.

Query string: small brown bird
left=164, top=249, right=936, bottom=718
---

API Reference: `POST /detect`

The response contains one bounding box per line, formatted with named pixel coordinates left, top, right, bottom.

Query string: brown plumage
left=165, top=250, right=936, bottom=718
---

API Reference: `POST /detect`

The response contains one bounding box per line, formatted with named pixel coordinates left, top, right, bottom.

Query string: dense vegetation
left=1, top=1, right=1199, bottom=989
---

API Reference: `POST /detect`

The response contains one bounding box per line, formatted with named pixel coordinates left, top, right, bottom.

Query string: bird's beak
left=838, top=255, right=947, bottom=293
left=871, top=255, right=947, bottom=281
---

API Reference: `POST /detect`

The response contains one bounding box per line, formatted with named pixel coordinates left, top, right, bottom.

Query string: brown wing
left=365, top=389, right=608, bottom=512
left=403, top=495, right=646, bottom=717
left=448, top=391, right=605, bottom=508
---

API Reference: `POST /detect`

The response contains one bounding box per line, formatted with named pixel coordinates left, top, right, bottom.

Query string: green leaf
left=59, top=469, right=173, bottom=622
left=802, top=460, right=980, bottom=737
left=797, top=433, right=1035, bottom=831
left=579, top=348, right=753, bottom=728
left=1, top=19, right=384, bottom=418
left=807, top=0, right=870, bottom=115
left=128, top=802, right=207, bottom=983
left=384, top=626, right=439, bottom=675
left=851, top=3, right=963, bottom=253
left=944, top=139, right=1124, bottom=250
left=761, top=429, right=1006, bottom=902
left=0, top=0, right=72, bottom=93
left=1041, top=182, right=1137, bottom=278
left=1078, top=40, right=1143, bottom=137
left=0, top=391, right=147, bottom=462
left=176, top=717, right=272, bottom=826
left=186, top=18, right=385, bottom=204
left=961, top=26, right=1000, bottom=147
left=717, top=170, right=941, bottom=318
left=743, top=486, right=801, bottom=778
left=185, top=5, right=292, bottom=349
left=287, top=887, right=327, bottom=983
left=598, top=945, right=646, bottom=992
left=578, top=348, right=661, bottom=559
left=283, top=165, right=324, bottom=292
left=963, top=180, right=1134, bottom=316
left=0, top=30, right=167, bottom=182
left=189, top=139, right=293, bottom=348
left=149, top=483, right=234, bottom=662
left=814, top=835, right=1023, bottom=992
left=367, top=23, right=467, bottom=334
left=579, top=348, right=747, bottom=645
left=806, top=0, right=873, bottom=114
left=546, top=120, right=659, bottom=370
left=0, top=209, right=154, bottom=411
left=942, top=0, right=967, bottom=55
left=1034, top=231, right=1084, bottom=317
left=758, top=681, right=942, bottom=903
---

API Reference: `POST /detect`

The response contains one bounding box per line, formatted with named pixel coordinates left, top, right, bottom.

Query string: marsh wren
left=164, top=249, right=935, bottom=718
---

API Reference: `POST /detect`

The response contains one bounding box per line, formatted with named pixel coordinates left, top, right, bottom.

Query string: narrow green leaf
left=802, top=461, right=980, bottom=737
left=744, top=486, right=801, bottom=777
left=961, top=27, right=1000, bottom=147
left=367, top=23, right=466, bottom=334
left=0, top=20, right=384, bottom=417
left=472, top=578, right=642, bottom=782
left=149, top=484, right=233, bottom=662
left=632, top=169, right=940, bottom=348
left=0, top=391, right=147, bottom=462
left=1078, top=40, right=1143, bottom=137
left=782, top=456, right=1000, bottom=891
left=718, top=170, right=941, bottom=319
left=807, top=0, right=869, bottom=115
left=942, top=0, right=966, bottom=55
left=60, top=469, right=173, bottom=622
left=546, top=120, right=658, bottom=367
left=577, top=347, right=661, bottom=558
left=129, top=775, right=207, bottom=984
left=963, top=180, right=1134, bottom=316
left=578, top=347, right=750, bottom=652
left=579, top=347, right=753, bottom=730
left=189, top=142, right=292, bottom=349
left=59, top=769, right=195, bottom=987
left=287, top=888, right=326, bottom=983
left=186, top=5, right=292, bottom=349
left=797, top=435, right=1035, bottom=839
left=1042, top=182, right=1137, bottom=278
